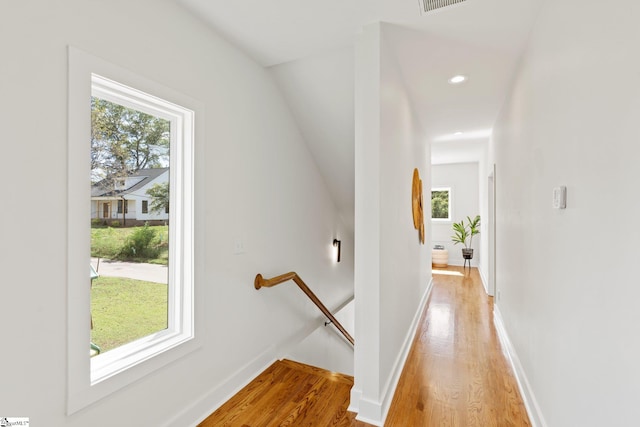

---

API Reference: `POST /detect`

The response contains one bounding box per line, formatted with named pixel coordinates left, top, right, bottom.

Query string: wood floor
left=199, top=266, right=530, bottom=426
left=385, top=266, right=530, bottom=426
left=198, top=359, right=372, bottom=427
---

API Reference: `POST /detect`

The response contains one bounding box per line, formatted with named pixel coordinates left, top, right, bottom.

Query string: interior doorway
left=487, top=164, right=496, bottom=297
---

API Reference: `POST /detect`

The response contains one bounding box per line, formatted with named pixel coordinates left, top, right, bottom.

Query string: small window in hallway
left=431, top=187, right=451, bottom=220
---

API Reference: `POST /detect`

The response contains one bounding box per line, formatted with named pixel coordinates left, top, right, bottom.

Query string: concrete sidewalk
left=91, top=257, right=168, bottom=284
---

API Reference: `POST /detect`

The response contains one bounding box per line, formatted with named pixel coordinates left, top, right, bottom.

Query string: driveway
left=91, top=257, right=168, bottom=284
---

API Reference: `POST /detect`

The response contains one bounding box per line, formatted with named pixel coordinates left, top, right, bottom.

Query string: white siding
left=127, top=172, right=169, bottom=221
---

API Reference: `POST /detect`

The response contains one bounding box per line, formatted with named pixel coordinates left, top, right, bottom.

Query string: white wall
left=0, top=1, right=353, bottom=425
left=286, top=300, right=355, bottom=375
left=492, top=0, right=640, bottom=425
left=431, top=162, right=480, bottom=266
left=352, top=23, right=431, bottom=425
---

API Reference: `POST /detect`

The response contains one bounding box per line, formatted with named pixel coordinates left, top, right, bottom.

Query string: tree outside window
left=431, top=188, right=451, bottom=220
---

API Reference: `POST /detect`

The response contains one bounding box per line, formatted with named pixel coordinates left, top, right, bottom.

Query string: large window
left=89, top=74, right=193, bottom=383
left=431, top=187, right=451, bottom=221
left=68, top=47, right=199, bottom=414
left=90, top=78, right=172, bottom=357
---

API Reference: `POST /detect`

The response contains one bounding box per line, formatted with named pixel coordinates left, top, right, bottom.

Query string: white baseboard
left=493, top=306, right=547, bottom=427
left=478, top=266, right=489, bottom=295
left=354, top=277, right=434, bottom=426
left=356, top=397, right=384, bottom=426
left=348, top=387, right=362, bottom=414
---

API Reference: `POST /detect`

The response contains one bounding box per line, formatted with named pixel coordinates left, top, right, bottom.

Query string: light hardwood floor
left=199, top=266, right=530, bottom=426
left=385, top=266, right=530, bottom=426
left=198, top=359, right=372, bottom=427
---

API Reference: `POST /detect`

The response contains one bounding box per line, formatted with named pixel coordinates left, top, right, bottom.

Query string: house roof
left=91, top=168, right=169, bottom=198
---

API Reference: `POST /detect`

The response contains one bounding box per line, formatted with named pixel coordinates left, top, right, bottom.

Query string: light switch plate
left=553, top=186, right=567, bottom=209
left=233, top=239, right=245, bottom=254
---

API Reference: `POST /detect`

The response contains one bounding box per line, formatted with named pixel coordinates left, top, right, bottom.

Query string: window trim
left=67, top=47, right=202, bottom=414
left=431, top=187, right=452, bottom=222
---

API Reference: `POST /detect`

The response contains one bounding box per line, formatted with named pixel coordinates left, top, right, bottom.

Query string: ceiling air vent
left=420, top=0, right=467, bottom=14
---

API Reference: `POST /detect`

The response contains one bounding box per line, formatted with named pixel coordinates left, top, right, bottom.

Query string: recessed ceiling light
left=448, top=75, right=467, bottom=84
left=433, top=128, right=492, bottom=142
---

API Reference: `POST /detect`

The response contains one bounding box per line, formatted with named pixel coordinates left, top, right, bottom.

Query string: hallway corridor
left=385, top=266, right=530, bottom=426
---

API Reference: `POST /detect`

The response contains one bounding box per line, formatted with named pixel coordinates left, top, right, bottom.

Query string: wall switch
left=552, top=186, right=567, bottom=209
left=233, top=239, right=245, bottom=254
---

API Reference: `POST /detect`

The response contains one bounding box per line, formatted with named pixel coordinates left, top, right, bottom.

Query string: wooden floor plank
left=280, top=359, right=354, bottom=385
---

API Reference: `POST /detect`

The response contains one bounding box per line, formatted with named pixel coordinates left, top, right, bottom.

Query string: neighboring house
left=91, top=168, right=169, bottom=225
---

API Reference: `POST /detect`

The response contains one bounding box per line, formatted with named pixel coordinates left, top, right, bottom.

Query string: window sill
left=91, top=328, right=194, bottom=385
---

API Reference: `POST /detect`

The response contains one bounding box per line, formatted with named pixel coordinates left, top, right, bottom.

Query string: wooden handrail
left=255, top=272, right=354, bottom=346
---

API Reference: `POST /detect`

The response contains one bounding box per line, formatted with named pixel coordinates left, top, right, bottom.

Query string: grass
left=91, top=225, right=168, bottom=265
left=91, top=276, right=168, bottom=354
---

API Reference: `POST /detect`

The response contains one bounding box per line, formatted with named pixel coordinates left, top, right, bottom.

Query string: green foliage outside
left=91, top=97, right=170, bottom=184
left=91, top=225, right=168, bottom=265
left=118, top=223, right=160, bottom=260
left=146, top=181, right=169, bottom=214
left=91, top=276, right=168, bottom=353
left=431, top=190, right=450, bottom=219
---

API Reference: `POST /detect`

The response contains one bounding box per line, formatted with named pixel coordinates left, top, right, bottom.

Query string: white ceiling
left=176, top=0, right=542, bottom=229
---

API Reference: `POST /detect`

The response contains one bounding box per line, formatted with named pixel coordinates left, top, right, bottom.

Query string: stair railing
left=254, top=272, right=354, bottom=346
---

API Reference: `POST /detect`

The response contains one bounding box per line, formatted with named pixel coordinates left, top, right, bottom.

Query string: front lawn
left=91, top=276, right=168, bottom=354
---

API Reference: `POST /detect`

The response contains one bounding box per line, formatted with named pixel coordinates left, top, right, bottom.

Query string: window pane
left=431, top=190, right=450, bottom=219
left=90, top=96, right=170, bottom=355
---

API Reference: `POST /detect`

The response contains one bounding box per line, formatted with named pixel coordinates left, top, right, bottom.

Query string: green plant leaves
left=451, top=215, right=480, bottom=248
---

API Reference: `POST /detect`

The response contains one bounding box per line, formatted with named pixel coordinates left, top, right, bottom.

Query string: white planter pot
left=432, top=249, right=449, bottom=267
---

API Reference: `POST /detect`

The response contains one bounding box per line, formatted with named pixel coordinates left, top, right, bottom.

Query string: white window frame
left=431, top=187, right=452, bottom=222
left=67, top=47, right=202, bottom=414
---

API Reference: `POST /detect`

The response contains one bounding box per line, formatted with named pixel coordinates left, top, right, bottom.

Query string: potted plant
left=451, top=215, right=481, bottom=261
